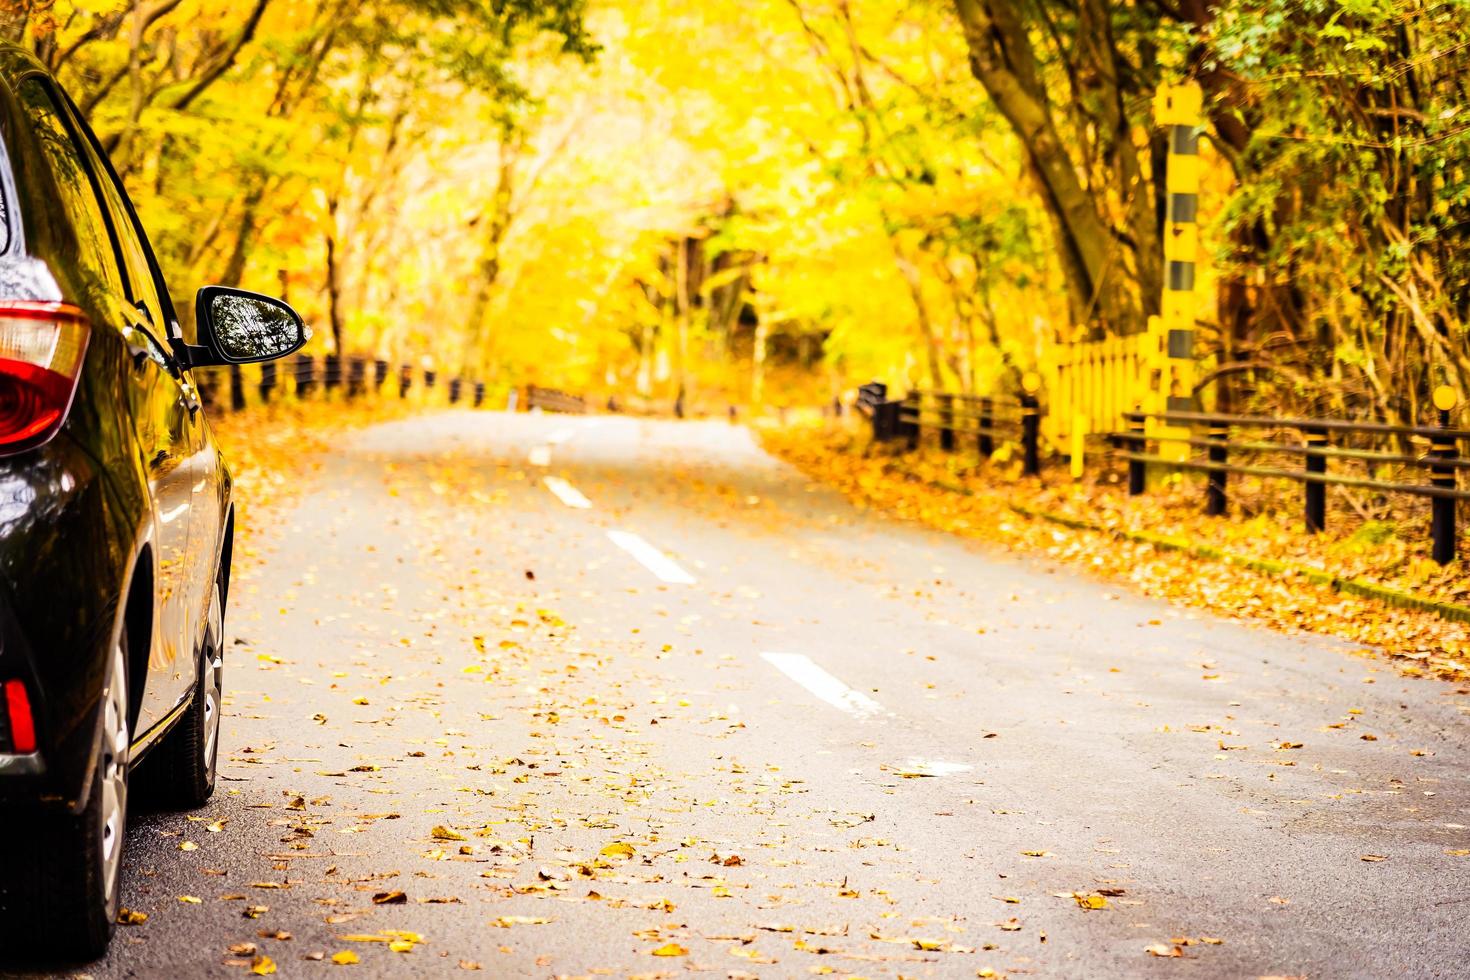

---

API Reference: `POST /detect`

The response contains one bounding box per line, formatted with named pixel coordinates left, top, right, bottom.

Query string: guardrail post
left=324, top=353, right=341, bottom=393
left=449, top=378, right=463, bottom=404
left=1021, top=392, right=1040, bottom=476
left=474, top=382, right=486, bottom=408
left=348, top=357, right=366, bottom=398
left=228, top=364, right=245, bottom=412
left=978, top=397, right=994, bottom=459
left=1206, top=422, right=1228, bottom=515
left=1431, top=386, right=1459, bottom=564
left=1127, top=411, right=1146, bottom=495
left=424, top=369, right=437, bottom=392
left=374, top=359, right=389, bottom=390
left=259, top=361, right=276, bottom=404
left=939, top=393, right=955, bottom=452
left=197, top=369, right=218, bottom=410
left=857, top=383, right=888, bottom=441
left=398, top=364, right=412, bottom=399
left=295, top=355, right=316, bottom=397
left=904, top=393, right=919, bottom=451
left=870, top=400, right=892, bottom=441
left=1305, top=425, right=1327, bottom=533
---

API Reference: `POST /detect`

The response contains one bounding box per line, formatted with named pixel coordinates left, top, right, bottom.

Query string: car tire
left=135, top=578, right=222, bottom=810
left=0, top=628, right=130, bottom=960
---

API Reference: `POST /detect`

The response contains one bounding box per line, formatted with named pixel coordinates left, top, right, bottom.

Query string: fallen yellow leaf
left=490, top=916, right=553, bottom=927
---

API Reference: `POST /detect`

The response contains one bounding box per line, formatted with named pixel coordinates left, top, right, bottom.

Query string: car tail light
left=0, top=302, right=89, bottom=455
left=4, top=679, right=35, bottom=753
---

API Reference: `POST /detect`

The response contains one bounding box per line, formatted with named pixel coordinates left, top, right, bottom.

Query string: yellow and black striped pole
left=1152, top=82, right=1203, bottom=463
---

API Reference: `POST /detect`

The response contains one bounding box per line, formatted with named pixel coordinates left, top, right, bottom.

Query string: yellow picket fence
left=1042, top=328, right=1157, bottom=451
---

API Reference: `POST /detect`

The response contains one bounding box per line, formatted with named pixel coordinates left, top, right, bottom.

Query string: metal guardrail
left=856, top=378, right=1467, bottom=566
left=524, top=385, right=587, bottom=414
left=856, top=382, right=904, bottom=441
left=1111, top=408, right=1467, bottom=563
left=198, top=354, right=489, bottom=414
left=860, top=384, right=1041, bottom=475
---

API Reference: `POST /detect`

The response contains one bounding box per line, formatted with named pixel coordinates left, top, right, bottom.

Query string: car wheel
left=0, top=629, right=129, bottom=960
left=135, top=578, right=222, bottom=809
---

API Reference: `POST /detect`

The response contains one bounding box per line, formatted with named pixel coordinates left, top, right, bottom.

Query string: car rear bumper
left=0, top=431, right=132, bottom=811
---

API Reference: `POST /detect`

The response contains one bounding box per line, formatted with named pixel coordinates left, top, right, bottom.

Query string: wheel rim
left=203, top=582, right=223, bottom=778
left=100, top=639, right=128, bottom=909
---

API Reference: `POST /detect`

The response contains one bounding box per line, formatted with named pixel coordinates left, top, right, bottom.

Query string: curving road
left=12, top=411, right=1470, bottom=978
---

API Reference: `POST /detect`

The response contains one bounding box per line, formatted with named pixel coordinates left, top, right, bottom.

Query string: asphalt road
left=14, top=411, right=1470, bottom=978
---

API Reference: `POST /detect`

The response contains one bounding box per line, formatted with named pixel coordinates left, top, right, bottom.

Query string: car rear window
left=13, top=76, right=122, bottom=295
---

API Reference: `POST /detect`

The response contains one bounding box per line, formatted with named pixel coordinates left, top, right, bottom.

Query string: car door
left=61, top=93, right=221, bottom=664
left=61, top=94, right=218, bottom=728
left=13, top=75, right=199, bottom=734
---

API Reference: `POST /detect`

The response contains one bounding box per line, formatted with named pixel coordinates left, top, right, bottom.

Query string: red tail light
left=0, top=302, right=89, bottom=455
left=4, top=679, right=35, bottom=753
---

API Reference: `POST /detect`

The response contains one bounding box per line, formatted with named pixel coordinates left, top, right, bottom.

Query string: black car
left=0, top=46, right=306, bottom=958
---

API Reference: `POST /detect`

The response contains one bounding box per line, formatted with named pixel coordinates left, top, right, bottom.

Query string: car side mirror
left=185, top=286, right=309, bottom=367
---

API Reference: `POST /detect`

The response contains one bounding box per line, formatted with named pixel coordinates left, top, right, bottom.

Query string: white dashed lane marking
left=544, top=475, right=593, bottom=509
left=760, top=652, right=884, bottom=719
left=893, top=758, right=972, bottom=777
left=606, top=530, right=696, bottom=585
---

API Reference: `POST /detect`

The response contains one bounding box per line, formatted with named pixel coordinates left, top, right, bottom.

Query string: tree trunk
left=891, top=241, right=945, bottom=390
left=674, top=237, right=691, bottom=408
left=219, top=184, right=265, bottom=288
left=637, top=323, right=656, bottom=397
left=951, top=0, right=1145, bottom=336
left=325, top=229, right=345, bottom=355
left=462, top=142, right=518, bottom=374
left=752, top=320, right=769, bottom=405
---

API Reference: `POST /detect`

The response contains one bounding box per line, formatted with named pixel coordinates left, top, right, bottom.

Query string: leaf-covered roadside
left=761, top=424, right=1470, bottom=683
